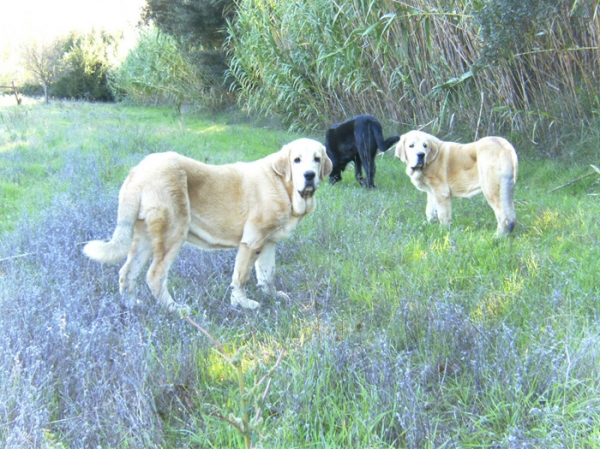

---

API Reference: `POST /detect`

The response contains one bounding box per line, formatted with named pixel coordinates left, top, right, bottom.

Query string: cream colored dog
left=84, top=138, right=332, bottom=314
left=395, top=130, right=518, bottom=236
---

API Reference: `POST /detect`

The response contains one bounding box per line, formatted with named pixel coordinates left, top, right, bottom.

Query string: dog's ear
left=395, top=134, right=407, bottom=162
left=426, top=136, right=440, bottom=162
left=272, top=144, right=292, bottom=182
left=320, top=146, right=333, bottom=180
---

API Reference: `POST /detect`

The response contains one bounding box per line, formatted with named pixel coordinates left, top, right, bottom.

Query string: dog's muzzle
left=411, top=152, right=425, bottom=171
left=299, top=171, right=316, bottom=198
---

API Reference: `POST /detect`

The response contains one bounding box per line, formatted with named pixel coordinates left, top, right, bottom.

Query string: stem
left=185, top=316, right=230, bottom=360
left=236, top=364, right=251, bottom=449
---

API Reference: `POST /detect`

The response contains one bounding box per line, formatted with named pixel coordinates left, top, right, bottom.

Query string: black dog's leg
left=329, top=161, right=345, bottom=185
left=329, top=169, right=342, bottom=184
left=353, top=154, right=365, bottom=186
left=364, top=156, right=376, bottom=188
left=355, top=130, right=376, bottom=188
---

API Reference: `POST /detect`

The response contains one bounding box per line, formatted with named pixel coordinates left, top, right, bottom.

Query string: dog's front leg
left=231, top=243, right=261, bottom=309
left=425, top=192, right=439, bottom=223
left=255, top=241, right=290, bottom=301
left=434, top=192, right=452, bottom=226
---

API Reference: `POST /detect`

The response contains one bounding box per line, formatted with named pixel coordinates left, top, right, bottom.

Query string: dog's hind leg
left=353, top=154, right=365, bottom=186
left=144, top=202, right=191, bottom=315
left=363, top=155, right=376, bottom=188
left=355, top=132, right=377, bottom=188
left=484, top=175, right=516, bottom=236
left=364, top=124, right=381, bottom=188
left=119, top=223, right=152, bottom=305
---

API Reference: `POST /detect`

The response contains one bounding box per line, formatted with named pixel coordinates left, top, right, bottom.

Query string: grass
left=0, top=101, right=599, bottom=448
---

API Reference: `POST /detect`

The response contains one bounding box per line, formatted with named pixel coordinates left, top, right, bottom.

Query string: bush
left=50, top=31, right=117, bottom=101
left=110, top=27, right=234, bottom=111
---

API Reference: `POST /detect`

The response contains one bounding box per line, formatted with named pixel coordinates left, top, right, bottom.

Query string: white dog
left=395, top=130, right=518, bottom=236
left=84, top=138, right=332, bottom=314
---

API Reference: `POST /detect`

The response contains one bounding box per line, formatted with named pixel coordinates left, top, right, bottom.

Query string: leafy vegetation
left=0, top=102, right=599, bottom=447
left=20, top=30, right=118, bottom=102
left=228, top=0, right=599, bottom=154
left=51, top=30, right=117, bottom=102
left=109, top=28, right=202, bottom=111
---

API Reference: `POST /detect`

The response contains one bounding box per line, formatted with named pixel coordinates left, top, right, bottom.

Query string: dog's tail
left=370, top=121, right=399, bottom=153
left=381, top=135, right=400, bottom=152
left=83, top=179, right=141, bottom=264
left=500, top=143, right=519, bottom=233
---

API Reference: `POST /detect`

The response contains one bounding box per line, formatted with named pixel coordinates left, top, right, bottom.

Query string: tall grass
left=1, top=102, right=599, bottom=447
left=110, top=27, right=234, bottom=113
left=228, top=0, right=599, bottom=154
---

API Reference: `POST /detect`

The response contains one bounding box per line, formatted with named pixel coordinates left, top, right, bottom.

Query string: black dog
left=325, top=114, right=399, bottom=188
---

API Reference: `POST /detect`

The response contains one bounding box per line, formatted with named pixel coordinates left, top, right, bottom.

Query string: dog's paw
left=276, top=291, right=291, bottom=301
left=258, top=282, right=278, bottom=297
left=231, top=297, right=261, bottom=310
left=231, top=290, right=260, bottom=309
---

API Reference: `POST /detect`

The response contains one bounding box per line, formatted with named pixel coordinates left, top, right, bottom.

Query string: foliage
left=21, top=38, right=67, bottom=103
left=1, top=102, right=600, bottom=447
left=20, top=30, right=119, bottom=102
left=141, top=0, right=237, bottom=109
left=111, top=27, right=234, bottom=112
left=51, top=30, right=118, bottom=102
left=110, top=28, right=201, bottom=110
left=474, top=0, right=562, bottom=63
left=227, top=0, right=599, bottom=154
left=142, top=0, right=236, bottom=50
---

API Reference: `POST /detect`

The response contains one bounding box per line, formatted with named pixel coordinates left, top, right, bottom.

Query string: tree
left=51, top=30, right=117, bottom=101
left=142, top=0, right=235, bottom=50
left=142, top=0, right=236, bottom=96
left=21, top=39, right=65, bottom=103
left=110, top=27, right=201, bottom=110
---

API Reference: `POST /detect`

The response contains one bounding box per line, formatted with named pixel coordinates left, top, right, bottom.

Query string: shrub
left=110, top=27, right=233, bottom=111
left=50, top=30, right=118, bottom=101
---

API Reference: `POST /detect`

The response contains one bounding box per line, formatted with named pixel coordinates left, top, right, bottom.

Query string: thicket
left=109, top=28, right=203, bottom=110
left=137, top=0, right=237, bottom=110
left=21, top=30, right=118, bottom=102
left=227, top=0, right=599, bottom=153
left=52, top=31, right=117, bottom=101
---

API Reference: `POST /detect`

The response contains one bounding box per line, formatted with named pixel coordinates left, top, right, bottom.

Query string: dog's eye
left=423, top=144, right=427, bottom=148
left=409, top=144, right=414, bottom=148
left=294, top=157, right=301, bottom=164
left=314, top=157, right=321, bottom=163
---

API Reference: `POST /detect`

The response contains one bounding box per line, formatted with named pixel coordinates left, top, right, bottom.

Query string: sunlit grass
left=0, top=102, right=599, bottom=447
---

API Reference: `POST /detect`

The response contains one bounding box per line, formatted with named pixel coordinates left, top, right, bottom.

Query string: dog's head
left=395, top=130, right=439, bottom=172
left=273, top=138, right=332, bottom=198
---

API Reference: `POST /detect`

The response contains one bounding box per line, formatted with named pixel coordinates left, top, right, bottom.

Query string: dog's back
left=325, top=114, right=398, bottom=188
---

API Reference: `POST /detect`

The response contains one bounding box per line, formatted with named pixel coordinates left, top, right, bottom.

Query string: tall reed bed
left=227, top=0, right=599, bottom=153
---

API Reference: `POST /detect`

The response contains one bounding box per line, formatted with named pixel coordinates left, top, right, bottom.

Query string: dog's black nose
left=417, top=152, right=425, bottom=161
left=304, top=171, right=316, bottom=182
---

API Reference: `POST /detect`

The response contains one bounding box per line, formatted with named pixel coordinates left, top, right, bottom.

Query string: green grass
left=1, top=101, right=599, bottom=448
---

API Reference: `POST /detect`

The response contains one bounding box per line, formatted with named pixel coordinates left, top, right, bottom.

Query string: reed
left=227, top=0, right=599, bottom=153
